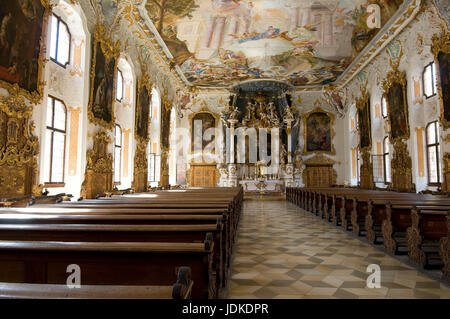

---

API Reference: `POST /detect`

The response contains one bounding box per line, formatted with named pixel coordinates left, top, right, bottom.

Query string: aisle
left=227, top=200, right=450, bottom=299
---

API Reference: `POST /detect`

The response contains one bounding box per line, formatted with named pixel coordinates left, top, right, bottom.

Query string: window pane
left=427, top=122, right=436, bottom=144
left=57, top=21, right=70, bottom=65
left=148, top=154, right=155, bottom=181
left=384, top=154, right=391, bottom=183
left=114, top=147, right=121, bottom=182
left=51, top=131, right=65, bottom=183
left=424, top=65, right=433, bottom=97
left=50, top=16, right=58, bottom=60
left=44, top=130, right=52, bottom=182
left=53, top=100, right=66, bottom=131
left=155, top=155, right=161, bottom=182
left=115, top=125, right=121, bottom=146
left=116, top=71, right=123, bottom=101
left=432, top=62, right=437, bottom=94
left=384, top=138, right=389, bottom=153
left=46, top=98, right=54, bottom=127
left=428, top=146, right=439, bottom=183
left=381, top=97, right=387, bottom=117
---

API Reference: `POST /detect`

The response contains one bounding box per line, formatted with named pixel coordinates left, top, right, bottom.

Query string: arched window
left=116, top=69, right=124, bottom=101
left=50, top=14, right=71, bottom=67
left=381, top=96, right=387, bottom=118
left=44, top=96, right=67, bottom=185
left=426, top=121, right=441, bottom=185
left=383, top=136, right=391, bottom=184
left=114, top=124, right=122, bottom=184
left=423, top=62, right=437, bottom=99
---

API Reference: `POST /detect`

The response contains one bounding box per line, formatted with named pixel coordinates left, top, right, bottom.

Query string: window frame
left=356, top=148, right=360, bottom=186
left=113, top=124, right=122, bottom=185
left=425, top=121, right=441, bottom=186
left=422, top=61, right=437, bottom=99
left=115, top=69, right=124, bottom=102
left=45, top=95, right=67, bottom=187
left=381, top=96, right=388, bottom=118
left=382, top=136, right=391, bottom=185
left=49, top=14, right=71, bottom=68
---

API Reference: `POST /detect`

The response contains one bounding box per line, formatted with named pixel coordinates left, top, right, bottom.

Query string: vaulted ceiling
left=141, top=0, right=405, bottom=88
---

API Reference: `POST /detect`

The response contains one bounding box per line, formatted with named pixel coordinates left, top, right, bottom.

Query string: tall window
left=116, top=69, right=124, bottom=101
left=114, top=124, right=122, bottom=184
left=383, top=136, right=391, bottom=184
left=426, top=121, right=441, bottom=185
left=423, top=62, right=437, bottom=98
left=45, top=96, right=67, bottom=185
left=356, top=148, right=360, bottom=185
left=50, top=14, right=71, bottom=67
left=381, top=96, right=388, bottom=118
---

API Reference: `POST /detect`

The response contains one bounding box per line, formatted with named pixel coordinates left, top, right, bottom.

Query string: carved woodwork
left=80, top=129, right=113, bottom=199
left=406, top=210, right=426, bottom=266
left=360, top=148, right=374, bottom=189
left=440, top=216, right=450, bottom=282
left=187, top=163, right=218, bottom=187
left=0, top=89, right=41, bottom=198
left=302, top=154, right=337, bottom=188
left=389, top=140, right=415, bottom=192
left=132, top=139, right=148, bottom=193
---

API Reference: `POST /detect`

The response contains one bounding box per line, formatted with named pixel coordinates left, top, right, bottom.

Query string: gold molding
left=389, top=139, right=415, bottom=193
left=132, top=139, right=148, bottom=192
left=80, top=128, right=113, bottom=198
left=431, top=30, right=450, bottom=129
left=88, top=24, right=121, bottom=129
left=0, top=1, right=52, bottom=105
left=302, top=107, right=335, bottom=156
left=382, top=68, right=410, bottom=144
left=0, top=89, right=42, bottom=197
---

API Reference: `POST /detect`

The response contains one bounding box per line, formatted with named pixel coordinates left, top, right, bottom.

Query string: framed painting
left=356, top=92, right=372, bottom=150
left=160, top=96, right=172, bottom=150
left=189, top=111, right=218, bottom=153
left=431, top=32, right=450, bottom=128
left=88, top=25, right=120, bottom=128
left=383, top=69, right=409, bottom=142
left=135, top=74, right=151, bottom=141
left=0, top=0, right=50, bottom=103
left=303, top=108, right=335, bottom=155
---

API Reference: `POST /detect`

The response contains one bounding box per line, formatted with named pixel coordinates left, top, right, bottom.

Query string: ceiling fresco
left=144, top=0, right=404, bottom=88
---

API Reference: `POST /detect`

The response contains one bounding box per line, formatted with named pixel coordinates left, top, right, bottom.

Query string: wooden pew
left=406, top=208, right=449, bottom=269
left=0, top=237, right=214, bottom=299
left=0, top=266, right=193, bottom=299
left=0, top=223, right=225, bottom=296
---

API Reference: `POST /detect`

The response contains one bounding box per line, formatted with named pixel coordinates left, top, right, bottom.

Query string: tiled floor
left=227, top=200, right=450, bottom=299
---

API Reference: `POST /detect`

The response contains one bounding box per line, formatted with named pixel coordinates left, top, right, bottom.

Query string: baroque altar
left=217, top=81, right=303, bottom=193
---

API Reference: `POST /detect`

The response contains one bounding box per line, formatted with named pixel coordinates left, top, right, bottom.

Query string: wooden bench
left=0, top=266, right=193, bottom=299
left=0, top=237, right=214, bottom=299
left=406, top=208, right=449, bottom=269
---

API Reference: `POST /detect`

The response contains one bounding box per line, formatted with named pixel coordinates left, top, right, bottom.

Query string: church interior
left=0, top=0, right=449, bottom=300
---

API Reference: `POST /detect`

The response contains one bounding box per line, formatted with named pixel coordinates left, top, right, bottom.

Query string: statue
left=294, top=148, right=303, bottom=175
left=229, top=105, right=240, bottom=121
left=280, top=143, right=287, bottom=167
left=283, top=105, right=294, bottom=121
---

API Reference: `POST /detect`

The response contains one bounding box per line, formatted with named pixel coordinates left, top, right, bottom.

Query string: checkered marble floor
left=226, top=200, right=450, bottom=299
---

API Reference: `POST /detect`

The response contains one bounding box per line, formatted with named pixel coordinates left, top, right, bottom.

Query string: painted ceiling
left=143, top=0, right=405, bottom=88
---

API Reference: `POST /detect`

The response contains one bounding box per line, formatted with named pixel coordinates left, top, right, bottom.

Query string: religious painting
left=160, top=101, right=172, bottom=149
left=431, top=32, right=450, bottom=128
left=144, top=0, right=404, bottom=87
left=384, top=70, right=409, bottom=142
left=357, top=94, right=372, bottom=149
left=89, top=40, right=117, bottom=127
left=0, top=0, right=47, bottom=97
left=135, top=75, right=151, bottom=140
left=304, top=110, right=334, bottom=155
left=190, top=112, right=217, bottom=152
left=437, top=51, right=450, bottom=126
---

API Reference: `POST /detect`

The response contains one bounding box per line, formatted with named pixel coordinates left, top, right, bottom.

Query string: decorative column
left=211, top=16, right=226, bottom=50
left=284, top=118, right=294, bottom=186
left=227, top=119, right=238, bottom=187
